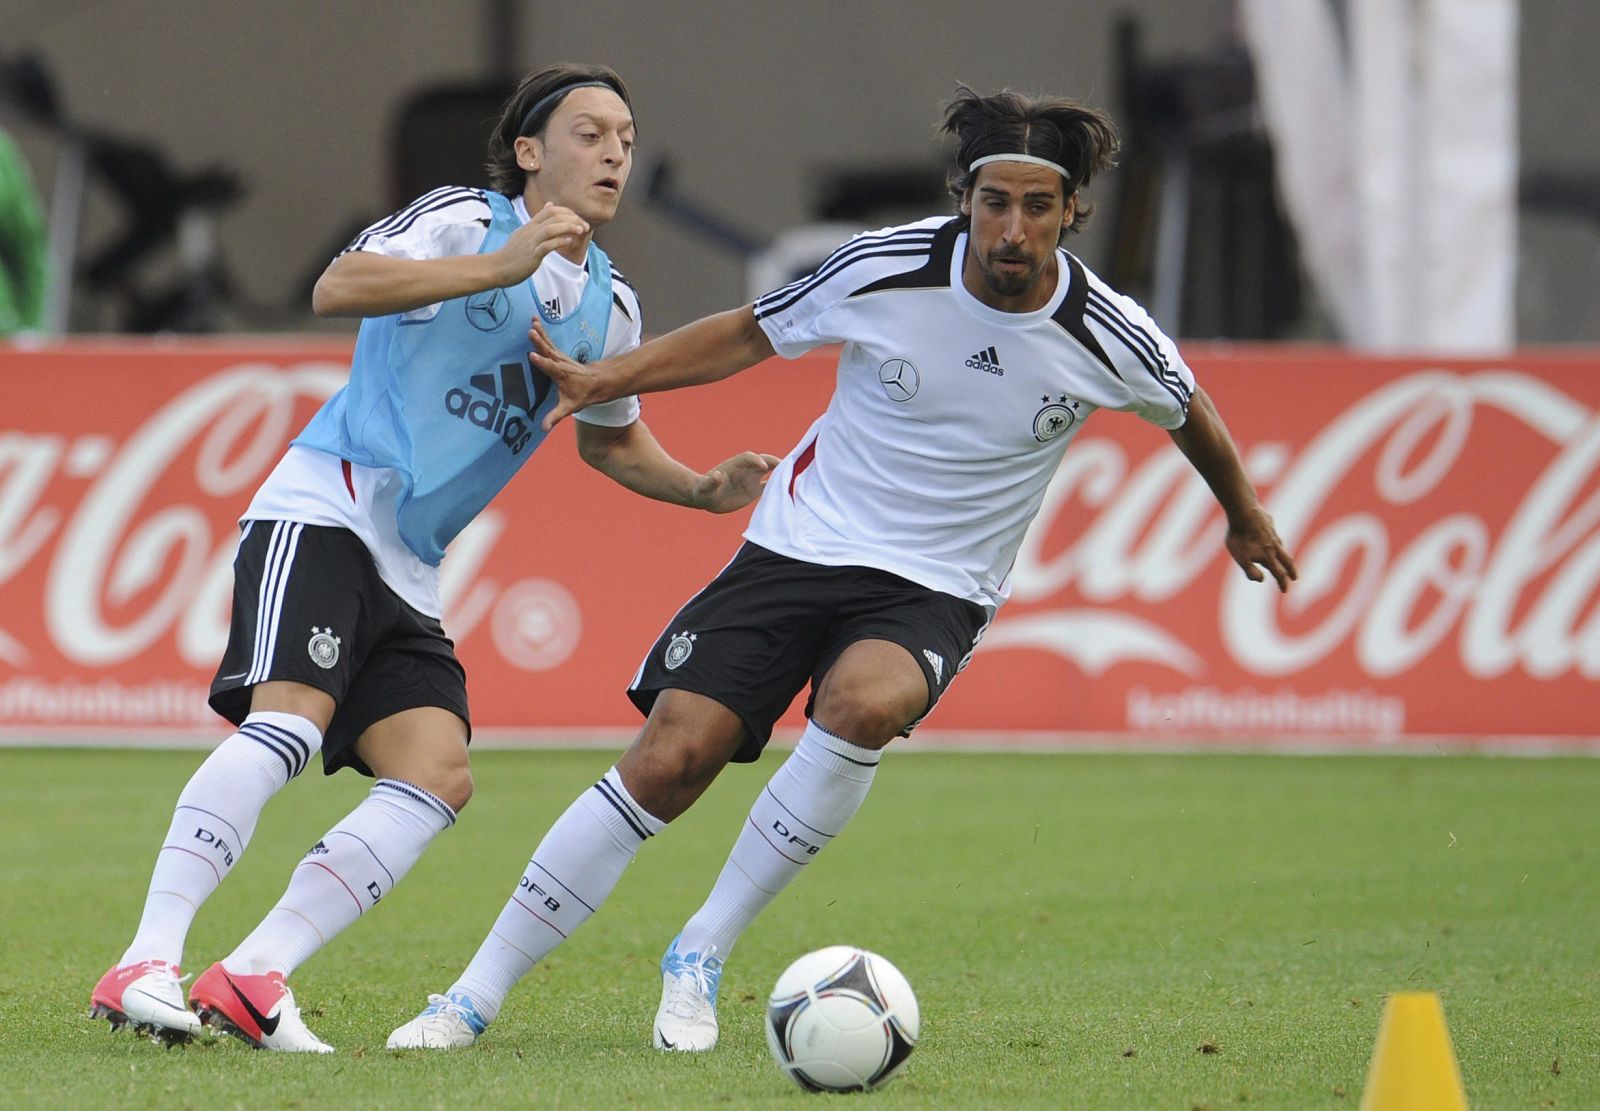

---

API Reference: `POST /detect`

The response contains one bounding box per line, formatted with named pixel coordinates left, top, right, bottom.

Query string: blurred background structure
left=3, top=0, right=1597, bottom=749
left=2, top=0, right=1595, bottom=343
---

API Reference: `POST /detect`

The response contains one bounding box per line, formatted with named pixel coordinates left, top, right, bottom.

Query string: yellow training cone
left=1359, top=992, right=1468, bottom=1110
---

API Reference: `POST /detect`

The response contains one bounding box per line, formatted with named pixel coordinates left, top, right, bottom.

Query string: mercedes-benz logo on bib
left=878, top=358, right=920, bottom=402
left=465, top=288, right=511, bottom=332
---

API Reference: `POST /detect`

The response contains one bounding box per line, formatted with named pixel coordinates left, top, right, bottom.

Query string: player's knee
left=813, top=697, right=907, bottom=747
left=444, top=763, right=474, bottom=813
left=620, top=705, right=741, bottom=818
left=813, top=648, right=927, bottom=744
left=410, top=759, right=473, bottom=814
left=651, top=697, right=744, bottom=777
left=813, top=676, right=920, bottom=744
left=641, top=733, right=725, bottom=794
left=248, top=681, right=335, bottom=734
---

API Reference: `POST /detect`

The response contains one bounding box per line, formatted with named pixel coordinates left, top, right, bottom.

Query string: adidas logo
left=923, top=648, right=945, bottom=684
left=443, top=361, right=549, bottom=455
left=964, top=346, right=1005, bottom=376
left=543, top=295, right=562, bottom=319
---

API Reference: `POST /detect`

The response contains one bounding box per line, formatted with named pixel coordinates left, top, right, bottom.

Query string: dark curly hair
left=940, top=84, right=1119, bottom=234
left=486, top=62, right=634, bottom=196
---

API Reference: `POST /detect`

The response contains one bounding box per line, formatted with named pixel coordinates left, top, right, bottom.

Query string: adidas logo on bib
left=443, top=363, right=541, bottom=454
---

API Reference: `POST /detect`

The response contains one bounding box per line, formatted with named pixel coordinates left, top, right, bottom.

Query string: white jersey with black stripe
left=749, top=215, right=1196, bottom=610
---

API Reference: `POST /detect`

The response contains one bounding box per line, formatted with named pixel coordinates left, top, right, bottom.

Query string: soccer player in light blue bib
left=91, top=63, right=779, bottom=1053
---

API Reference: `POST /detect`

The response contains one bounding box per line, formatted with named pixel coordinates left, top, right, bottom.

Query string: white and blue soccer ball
left=765, top=946, right=920, bottom=1092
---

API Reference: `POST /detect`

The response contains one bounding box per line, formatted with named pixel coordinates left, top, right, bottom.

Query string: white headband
left=968, top=153, right=1071, bottom=181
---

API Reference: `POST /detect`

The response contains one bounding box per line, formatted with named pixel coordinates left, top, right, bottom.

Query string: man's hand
left=688, top=452, right=783, bottom=513
left=531, top=320, right=617, bottom=430
left=535, top=305, right=776, bottom=430
left=1224, top=505, right=1298, bottom=593
left=494, top=203, right=590, bottom=286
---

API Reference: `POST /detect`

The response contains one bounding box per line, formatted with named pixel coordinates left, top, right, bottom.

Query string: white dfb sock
left=121, top=712, right=321, bottom=967
left=223, top=779, right=455, bottom=976
left=451, top=767, right=664, bottom=1022
left=677, top=720, right=879, bottom=959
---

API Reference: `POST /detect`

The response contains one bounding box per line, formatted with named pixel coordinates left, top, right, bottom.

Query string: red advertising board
left=2, top=341, right=1597, bottom=749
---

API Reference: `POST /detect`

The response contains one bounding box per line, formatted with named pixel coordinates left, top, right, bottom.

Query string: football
left=764, top=946, right=920, bottom=1092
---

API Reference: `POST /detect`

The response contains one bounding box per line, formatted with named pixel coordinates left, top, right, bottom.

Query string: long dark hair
left=940, top=84, right=1118, bottom=234
left=486, top=62, right=634, bottom=196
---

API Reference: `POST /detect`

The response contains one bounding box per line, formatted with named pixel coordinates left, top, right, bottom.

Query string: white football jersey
left=749, top=216, right=1196, bottom=611
left=246, top=188, right=644, bottom=618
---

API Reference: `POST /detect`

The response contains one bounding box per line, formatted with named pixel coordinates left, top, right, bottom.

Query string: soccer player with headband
left=389, top=83, right=1296, bottom=1055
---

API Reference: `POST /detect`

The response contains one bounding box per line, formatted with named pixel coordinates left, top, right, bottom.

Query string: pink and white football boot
left=189, top=962, right=333, bottom=1053
left=89, top=960, right=205, bottom=1045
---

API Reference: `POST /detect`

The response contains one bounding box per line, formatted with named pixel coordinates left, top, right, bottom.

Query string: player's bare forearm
left=535, top=306, right=775, bottom=429
left=609, top=306, right=776, bottom=394
left=311, top=207, right=588, bottom=318
left=575, top=419, right=778, bottom=512
left=311, top=251, right=510, bottom=318
left=1168, top=389, right=1298, bottom=591
left=577, top=419, right=701, bottom=505
left=1168, top=390, right=1258, bottom=522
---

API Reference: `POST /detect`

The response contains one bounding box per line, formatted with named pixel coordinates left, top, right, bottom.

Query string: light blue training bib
left=296, top=190, right=613, bottom=564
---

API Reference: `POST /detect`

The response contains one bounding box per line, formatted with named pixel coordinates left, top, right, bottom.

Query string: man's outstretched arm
left=534, top=305, right=775, bottom=429
left=1167, top=388, right=1298, bottom=592
left=575, top=419, right=780, bottom=513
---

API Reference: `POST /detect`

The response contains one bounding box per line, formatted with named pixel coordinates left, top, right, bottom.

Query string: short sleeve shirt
left=745, top=216, right=1197, bottom=610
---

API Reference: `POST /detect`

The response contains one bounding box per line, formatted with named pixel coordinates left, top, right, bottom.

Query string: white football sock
left=223, top=778, right=455, bottom=976
left=121, top=712, right=321, bottom=967
left=677, top=720, right=880, bottom=959
left=451, top=767, right=665, bottom=1022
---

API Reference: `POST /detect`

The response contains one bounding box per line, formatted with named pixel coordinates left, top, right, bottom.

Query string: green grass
left=4, top=748, right=1596, bottom=1108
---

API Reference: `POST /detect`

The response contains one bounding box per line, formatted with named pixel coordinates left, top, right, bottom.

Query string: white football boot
left=653, top=934, right=723, bottom=1052
left=386, top=992, right=489, bottom=1049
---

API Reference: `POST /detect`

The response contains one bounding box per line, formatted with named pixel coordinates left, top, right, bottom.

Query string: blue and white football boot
left=653, top=934, right=723, bottom=1051
left=386, top=991, right=489, bottom=1049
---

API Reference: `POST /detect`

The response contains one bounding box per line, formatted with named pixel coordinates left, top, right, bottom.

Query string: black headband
left=515, top=80, right=617, bottom=137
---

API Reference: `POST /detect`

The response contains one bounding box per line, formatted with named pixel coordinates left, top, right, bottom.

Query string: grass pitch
left=4, top=747, right=1596, bottom=1108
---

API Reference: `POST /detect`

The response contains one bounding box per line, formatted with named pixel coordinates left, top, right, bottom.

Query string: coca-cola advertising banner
left=2, top=341, right=1597, bottom=749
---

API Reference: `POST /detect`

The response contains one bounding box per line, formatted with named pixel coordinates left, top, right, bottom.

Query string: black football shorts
left=209, top=520, right=470, bottom=776
left=628, top=542, right=990, bottom=761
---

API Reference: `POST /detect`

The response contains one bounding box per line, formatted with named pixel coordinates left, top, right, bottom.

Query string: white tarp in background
left=1240, top=0, right=1518, bottom=352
